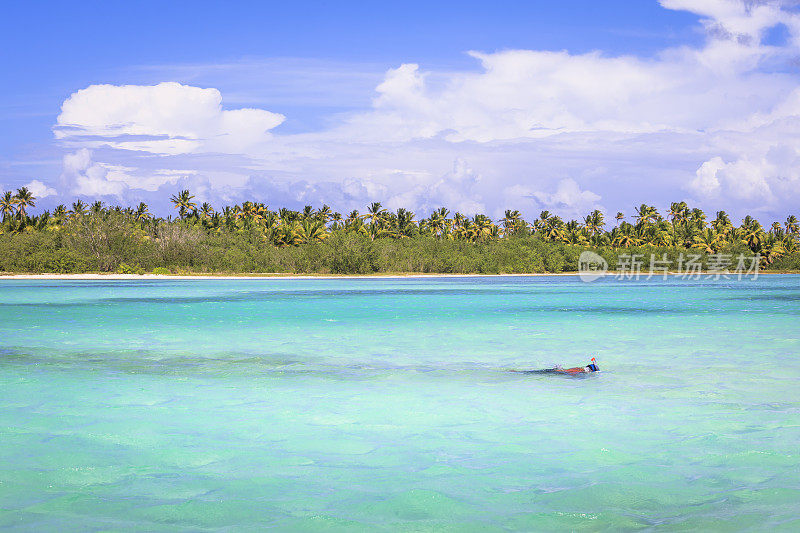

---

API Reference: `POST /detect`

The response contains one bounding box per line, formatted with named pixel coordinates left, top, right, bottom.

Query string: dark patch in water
left=0, top=347, right=587, bottom=382
left=0, top=287, right=589, bottom=308
left=722, top=294, right=800, bottom=302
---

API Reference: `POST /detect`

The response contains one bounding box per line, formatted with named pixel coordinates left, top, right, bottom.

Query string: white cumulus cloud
left=60, top=148, right=201, bottom=197
left=502, top=179, right=603, bottom=221
left=55, top=82, right=285, bottom=155
left=62, top=149, right=127, bottom=197
left=45, top=0, right=800, bottom=222
left=24, top=180, right=57, bottom=199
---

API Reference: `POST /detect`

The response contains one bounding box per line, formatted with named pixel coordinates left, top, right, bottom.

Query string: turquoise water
left=1, top=276, right=799, bottom=531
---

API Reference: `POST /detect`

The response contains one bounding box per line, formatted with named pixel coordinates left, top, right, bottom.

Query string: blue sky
left=1, top=1, right=699, bottom=139
left=1, top=1, right=799, bottom=222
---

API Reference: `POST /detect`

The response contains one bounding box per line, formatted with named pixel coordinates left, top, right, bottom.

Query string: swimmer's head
left=586, top=363, right=599, bottom=372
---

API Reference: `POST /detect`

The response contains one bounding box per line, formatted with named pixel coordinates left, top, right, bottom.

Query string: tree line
left=0, top=187, right=798, bottom=274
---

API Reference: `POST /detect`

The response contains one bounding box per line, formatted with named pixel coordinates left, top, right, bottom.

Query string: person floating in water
left=521, top=357, right=599, bottom=375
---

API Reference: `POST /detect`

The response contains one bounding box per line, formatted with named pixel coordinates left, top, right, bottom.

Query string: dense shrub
left=770, top=252, right=800, bottom=271
left=116, top=263, right=145, bottom=275
left=0, top=223, right=793, bottom=275
left=325, top=233, right=378, bottom=274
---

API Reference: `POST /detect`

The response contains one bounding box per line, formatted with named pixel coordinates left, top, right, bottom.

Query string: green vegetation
left=0, top=189, right=798, bottom=274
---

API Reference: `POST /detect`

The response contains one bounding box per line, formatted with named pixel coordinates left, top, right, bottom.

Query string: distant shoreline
left=1, top=271, right=797, bottom=280
left=0, top=272, right=582, bottom=280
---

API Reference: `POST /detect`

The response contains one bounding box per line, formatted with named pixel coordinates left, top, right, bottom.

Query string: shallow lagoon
left=1, top=276, right=799, bottom=530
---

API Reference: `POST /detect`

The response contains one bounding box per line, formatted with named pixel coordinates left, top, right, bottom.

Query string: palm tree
left=634, top=204, right=659, bottom=227
left=417, top=217, right=431, bottom=237
left=712, top=211, right=732, bottom=237
left=271, top=220, right=294, bottom=246
left=544, top=217, right=565, bottom=242
left=364, top=202, right=387, bottom=225
left=668, top=202, right=687, bottom=224
left=278, top=207, right=297, bottom=223
left=330, top=212, right=343, bottom=230
left=343, top=210, right=368, bottom=237
left=785, top=215, right=798, bottom=236
left=0, top=191, right=16, bottom=222
left=134, top=202, right=151, bottom=222
left=3, top=189, right=800, bottom=271
left=366, top=220, right=388, bottom=241
left=502, top=210, right=522, bottom=235
left=294, top=219, right=329, bottom=244
left=452, top=212, right=467, bottom=237
left=242, top=201, right=261, bottom=222
left=584, top=209, right=605, bottom=244
left=652, top=223, right=673, bottom=247
left=53, top=204, right=67, bottom=224
left=563, top=220, right=588, bottom=245
left=35, top=211, right=51, bottom=231
left=534, top=210, right=552, bottom=232
left=315, top=204, right=332, bottom=223
left=199, top=202, right=215, bottom=218
left=611, top=222, right=639, bottom=248
left=692, top=228, right=720, bottom=254
left=453, top=218, right=471, bottom=241
left=782, top=232, right=798, bottom=254
left=740, top=216, right=765, bottom=253
left=689, top=208, right=707, bottom=228
left=429, top=207, right=450, bottom=238
left=394, top=208, right=416, bottom=239
left=12, top=187, right=35, bottom=219
left=469, top=214, right=495, bottom=243
left=760, top=234, right=787, bottom=266
left=170, top=190, right=196, bottom=219
left=345, top=210, right=359, bottom=223
left=70, top=200, right=88, bottom=218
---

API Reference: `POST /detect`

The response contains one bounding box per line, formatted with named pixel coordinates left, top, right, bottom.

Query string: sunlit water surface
left=1, top=276, right=799, bottom=531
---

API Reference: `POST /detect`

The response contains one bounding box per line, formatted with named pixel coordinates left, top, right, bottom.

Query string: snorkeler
left=521, top=358, right=599, bottom=375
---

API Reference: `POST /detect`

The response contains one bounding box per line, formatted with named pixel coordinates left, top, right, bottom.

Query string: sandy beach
left=1, top=271, right=793, bottom=280
left=0, top=272, right=586, bottom=280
